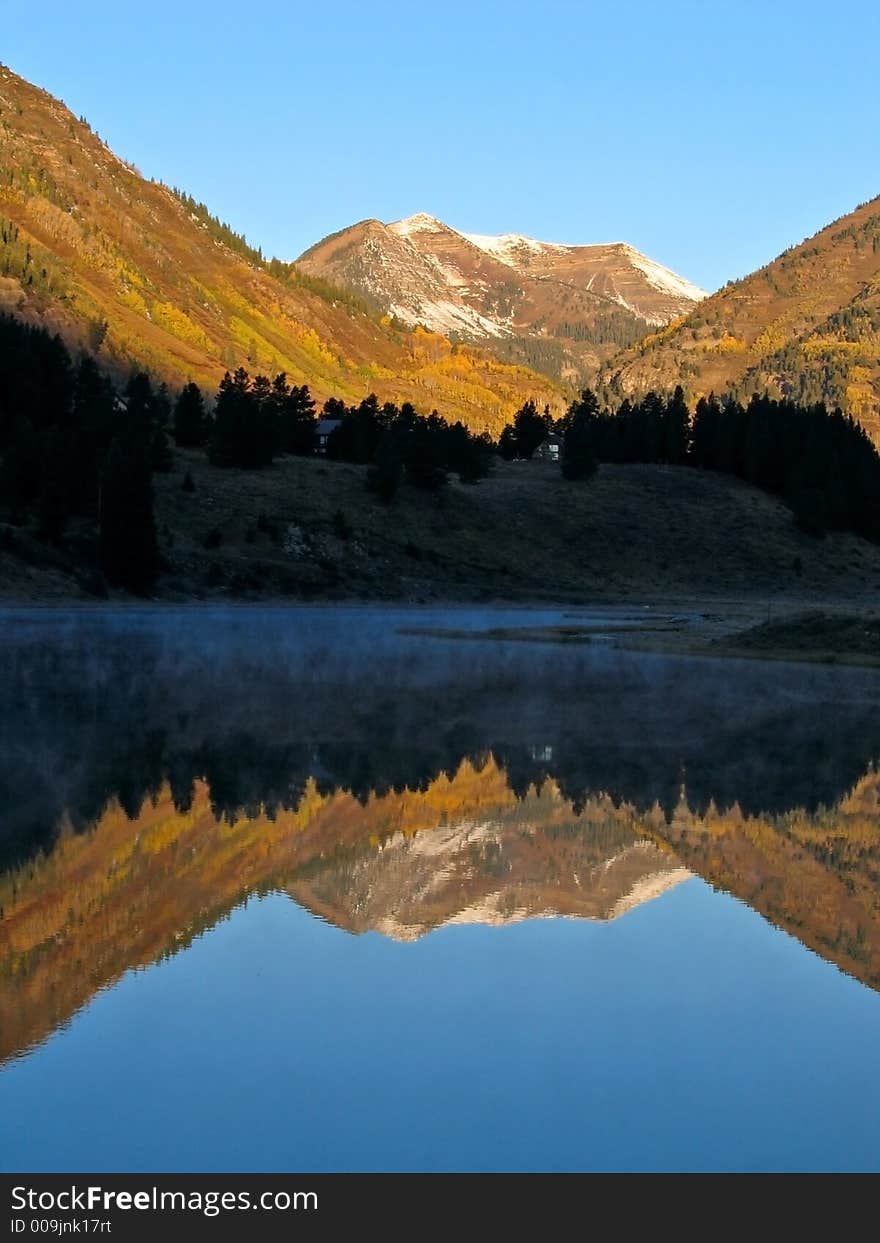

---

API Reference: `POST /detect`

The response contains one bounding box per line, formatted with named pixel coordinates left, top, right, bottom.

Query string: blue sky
left=5, top=0, right=879, bottom=291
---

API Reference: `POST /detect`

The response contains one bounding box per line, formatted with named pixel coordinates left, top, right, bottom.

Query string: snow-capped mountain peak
left=460, top=229, right=570, bottom=266
left=297, top=212, right=706, bottom=383
left=388, top=212, right=447, bottom=237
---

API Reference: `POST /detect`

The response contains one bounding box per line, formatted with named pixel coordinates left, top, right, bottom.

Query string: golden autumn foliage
left=3, top=760, right=880, bottom=1065
left=605, top=197, right=880, bottom=443
left=0, top=65, right=561, bottom=436
left=0, top=760, right=567, bottom=1060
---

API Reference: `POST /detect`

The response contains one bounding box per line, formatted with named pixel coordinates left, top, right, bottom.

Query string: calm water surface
left=1, top=606, right=879, bottom=1172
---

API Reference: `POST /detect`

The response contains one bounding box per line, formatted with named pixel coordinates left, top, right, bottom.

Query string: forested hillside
left=604, top=196, right=880, bottom=442
left=0, top=64, right=560, bottom=432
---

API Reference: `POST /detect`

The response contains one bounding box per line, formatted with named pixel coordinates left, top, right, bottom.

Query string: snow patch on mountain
left=388, top=213, right=446, bottom=238
left=609, top=867, right=692, bottom=919
left=462, top=230, right=570, bottom=267
left=377, top=862, right=692, bottom=940
left=622, top=246, right=707, bottom=303
left=388, top=297, right=512, bottom=338
left=391, top=215, right=573, bottom=270
left=422, top=251, right=473, bottom=290
left=299, top=212, right=706, bottom=360
left=606, top=285, right=661, bottom=323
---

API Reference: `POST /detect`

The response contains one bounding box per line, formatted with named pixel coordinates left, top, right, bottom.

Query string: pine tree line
left=3, top=307, right=879, bottom=602
left=200, top=373, right=494, bottom=495
left=0, top=318, right=497, bottom=595
left=0, top=315, right=165, bottom=593
left=553, top=386, right=880, bottom=540
left=552, top=309, right=652, bottom=348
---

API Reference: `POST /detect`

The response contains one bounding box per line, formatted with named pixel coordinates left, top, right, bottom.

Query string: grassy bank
left=2, top=454, right=880, bottom=614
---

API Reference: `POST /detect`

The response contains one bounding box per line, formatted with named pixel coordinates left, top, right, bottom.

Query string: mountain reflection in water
left=1, top=606, right=879, bottom=1068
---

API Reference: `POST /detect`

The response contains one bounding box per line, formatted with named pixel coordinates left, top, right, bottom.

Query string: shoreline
left=1, top=593, right=877, bottom=671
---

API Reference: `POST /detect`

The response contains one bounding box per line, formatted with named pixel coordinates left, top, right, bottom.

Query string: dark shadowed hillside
left=3, top=454, right=880, bottom=607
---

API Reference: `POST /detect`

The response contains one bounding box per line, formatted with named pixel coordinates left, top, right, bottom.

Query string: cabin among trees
left=2, top=309, right=880, bottom=599
left=316, top=416, right=342, bottom=454
left=534, top=435, right=562, bottom=462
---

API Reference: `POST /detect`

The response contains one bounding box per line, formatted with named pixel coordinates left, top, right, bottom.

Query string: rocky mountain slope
left=0, top=64, right=560, bottom=431
left=603, top=195, right=880, bottom=442
left=297, top=212, right=705, bottom=383
left=288, top=778, right=689, bottom=941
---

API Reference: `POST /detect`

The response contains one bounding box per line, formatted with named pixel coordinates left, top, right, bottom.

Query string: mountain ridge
left=0, top=63, right=561, bottom=434
left=602, top=193, right=880, bottom=441
left=297, top=210, right=706, bottom=384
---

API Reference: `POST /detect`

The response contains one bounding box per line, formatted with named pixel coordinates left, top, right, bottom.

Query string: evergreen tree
left=325, top=394, right=384, bottom=464
left=275, top=378, right=317, bottom=455
left=561, top=396, right=599, bottom=481
left=36, top=426, right=71, bottom=544
left=366, top=431, right=403, bottom=502
left=510, top=400, right=551, bottom=459
left=452, top=425, right=493, bottom=482
left=153, top=382, right=172, bottom=430
left=251, top=374, right=273, bottom=410
left=690, top=394, right=721, bottom=468
left=639, top=392, right=666, bottom=462
left=664, top=386, right=690, bottom=464
left=715, top=397, right=746, bottom=475
left=405, top=424, right=447, bottom=491
left=69, top=354, right=116, bottom=515
left=99, top=438, right=159, bottom=594
left=209, top=368, right=274, bottom=468
left=173, top=382, right=207, bottom=447
left=150, top=424, right=174, bottom=472
left=123, top=372, right=158, bottom=447
left=498, top=425, right=518, bottom=461
left=605, top=397, right=632, bottom=462
left=0, top=416, right=41, bottom=523
left=322, top=396, right=348, bottom=421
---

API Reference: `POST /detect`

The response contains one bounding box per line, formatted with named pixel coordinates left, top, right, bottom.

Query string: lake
left=1, top=605, right=879, bottom=1172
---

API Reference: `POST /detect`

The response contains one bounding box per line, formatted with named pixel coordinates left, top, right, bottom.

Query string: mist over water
left=2, top=604, right=879, bottom=860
